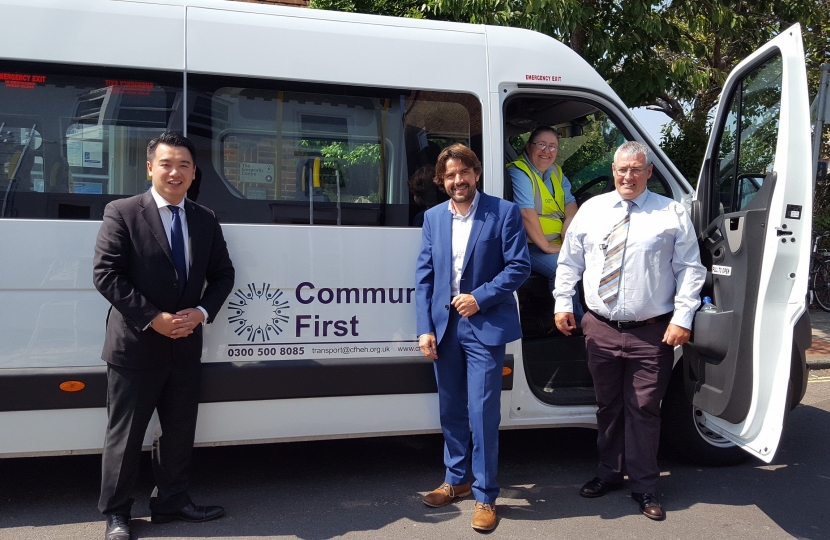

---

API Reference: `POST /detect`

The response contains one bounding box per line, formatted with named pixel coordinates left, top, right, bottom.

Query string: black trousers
left=98, top=359, right=201, bottom=516
left=582, top=311, right=674, bottom=493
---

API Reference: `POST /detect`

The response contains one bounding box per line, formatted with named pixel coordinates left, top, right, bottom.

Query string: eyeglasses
left=613, top=167, right=648, bottom=176
left=530, top=141, right=559, bottom=152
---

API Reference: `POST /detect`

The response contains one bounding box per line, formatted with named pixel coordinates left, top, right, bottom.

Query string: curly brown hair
left=433, top=143, right=482, bottom=187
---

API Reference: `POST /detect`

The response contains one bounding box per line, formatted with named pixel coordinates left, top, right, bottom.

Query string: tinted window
left=186, top=75, right=482, bottom=226
left=0, top=61, right=183, bottom=219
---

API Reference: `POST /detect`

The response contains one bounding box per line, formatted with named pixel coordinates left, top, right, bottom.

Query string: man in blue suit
left=415, top=143, right=530, bottom=531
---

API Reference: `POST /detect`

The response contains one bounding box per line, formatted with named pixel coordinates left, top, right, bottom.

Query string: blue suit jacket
left=415, top=191, right=531, bottom=347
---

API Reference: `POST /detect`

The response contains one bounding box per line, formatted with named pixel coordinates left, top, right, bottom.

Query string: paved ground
left=807, top=307, right=830, bottom=369
left=2, top=376, right=830, bottom=539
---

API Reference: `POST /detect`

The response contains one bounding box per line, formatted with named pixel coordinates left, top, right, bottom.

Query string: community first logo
left=227, top=282, right=415, bottom=343
left=227, top=283, right=290, bottom=343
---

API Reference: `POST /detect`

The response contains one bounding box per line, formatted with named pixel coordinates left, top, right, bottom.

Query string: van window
left=714, top=54, right=782, bottom=214
left=186, top=76, right=482, bottom=226
left=0, top=60, right=183, bottom=220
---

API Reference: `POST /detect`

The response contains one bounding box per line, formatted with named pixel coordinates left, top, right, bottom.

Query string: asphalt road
left=1, top=373, right=829, bottom=540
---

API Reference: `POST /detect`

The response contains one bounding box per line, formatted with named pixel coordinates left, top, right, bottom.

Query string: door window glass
left=713, top=54, right=782, bottom=215
left=0, top=60, right=183, bottom=219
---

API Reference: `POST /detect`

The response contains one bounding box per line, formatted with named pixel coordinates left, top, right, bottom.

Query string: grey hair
left=614, top=141, right=652, bottom=166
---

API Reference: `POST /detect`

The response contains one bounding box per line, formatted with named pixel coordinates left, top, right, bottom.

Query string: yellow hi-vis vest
left=507, top=155, right=566, bottom=244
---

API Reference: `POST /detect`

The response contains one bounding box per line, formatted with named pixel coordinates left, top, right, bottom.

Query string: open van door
left=683, top=24, right=812, bottom=463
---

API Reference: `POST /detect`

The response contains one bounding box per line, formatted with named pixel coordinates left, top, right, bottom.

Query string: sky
left=630, top=106, right=672, bottom=147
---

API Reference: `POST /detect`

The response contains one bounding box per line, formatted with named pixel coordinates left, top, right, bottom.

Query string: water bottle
left=699, top=296, right=719, bottom=313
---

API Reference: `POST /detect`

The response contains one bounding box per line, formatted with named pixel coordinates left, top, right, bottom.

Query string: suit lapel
left=184, top=199, right=199, bottom=270
left=461, top=192, right=488, bottom=275
left=436, top=203, right=453, bottom=274
left=139, top=190, right=175, bottom=268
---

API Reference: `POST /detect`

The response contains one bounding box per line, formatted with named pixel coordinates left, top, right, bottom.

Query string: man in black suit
left=93, top=132, right=235, bottom=540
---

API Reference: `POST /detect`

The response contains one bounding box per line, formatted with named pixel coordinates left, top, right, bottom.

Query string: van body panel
left=186, top=6, right=488, bottom=95
left=0, top=0, right=184, bottom=70
left=484, top=25, right=615, bottom=106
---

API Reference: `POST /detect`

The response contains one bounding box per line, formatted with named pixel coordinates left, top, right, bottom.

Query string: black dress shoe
left=151, top=502, right=225, bottom=524
left=579, top=477, right=624, bottom=498
left=631, top=492, right=665, bottom=521
left=105, top=514, right=131, bottom=540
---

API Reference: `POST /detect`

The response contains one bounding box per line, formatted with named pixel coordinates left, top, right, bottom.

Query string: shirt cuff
left=418, top=333, right=435, bottom=340
left=670, top=309, right=694, bottom=330
left=554, top=297, right=574, bottom=314
left=197, top=306, right=209, bottom=324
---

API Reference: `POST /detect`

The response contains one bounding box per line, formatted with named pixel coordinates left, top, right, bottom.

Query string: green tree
left=308, top=0, right=424, bottom=18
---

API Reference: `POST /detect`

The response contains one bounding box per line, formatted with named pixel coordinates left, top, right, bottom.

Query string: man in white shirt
left=415, top=144, right=530, bottom=531
left=554, top=141, right=704, bottom=521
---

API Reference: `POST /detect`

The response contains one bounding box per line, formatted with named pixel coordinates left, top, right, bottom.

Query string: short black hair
left=147, top=132, right=196, bottom=163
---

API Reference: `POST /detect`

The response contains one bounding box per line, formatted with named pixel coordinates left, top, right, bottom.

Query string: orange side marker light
left=59, top=381, right=86, bottom=392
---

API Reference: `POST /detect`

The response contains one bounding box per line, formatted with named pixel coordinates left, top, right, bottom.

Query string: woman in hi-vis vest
left=507, top=126, right=583, bottom=316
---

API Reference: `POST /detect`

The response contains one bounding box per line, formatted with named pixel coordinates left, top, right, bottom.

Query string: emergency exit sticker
left=712, top=265, right=732, bottom=276
left=525, top=74, right=562, bottom=82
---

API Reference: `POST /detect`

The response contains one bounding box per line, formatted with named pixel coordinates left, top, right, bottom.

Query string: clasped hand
left=451, top=294, right=479, bottom=318
left=151, top=308, right=205, bottom=338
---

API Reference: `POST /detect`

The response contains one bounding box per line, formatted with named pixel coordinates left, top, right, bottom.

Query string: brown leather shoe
left=631, top=492, right=665, bottom=521
left=422, top=482, right=472, bottom=507
left=471, top=502, right=497, bottom=531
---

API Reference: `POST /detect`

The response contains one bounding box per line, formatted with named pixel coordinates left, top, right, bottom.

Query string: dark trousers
left=582, top=311, right=674, bottom=493
left=98, top=359, right=201, bottom=516
left=434, top=309, right=505, bottom=504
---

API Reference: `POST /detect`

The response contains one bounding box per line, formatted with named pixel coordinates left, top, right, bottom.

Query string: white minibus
left=0, top=0, right=813, bottom=466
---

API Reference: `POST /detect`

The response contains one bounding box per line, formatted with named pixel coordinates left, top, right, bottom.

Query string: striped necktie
left=598, top=200, right=632, bottom=305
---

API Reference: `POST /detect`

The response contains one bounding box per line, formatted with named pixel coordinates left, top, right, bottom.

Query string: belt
left=587, top=310, right=673, bottom=329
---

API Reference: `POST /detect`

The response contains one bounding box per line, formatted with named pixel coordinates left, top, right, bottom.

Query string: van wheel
left=660, top=365, right=748, bottom=466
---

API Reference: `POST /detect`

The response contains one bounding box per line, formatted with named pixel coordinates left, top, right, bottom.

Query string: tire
left=812, top=259, right=830, bottom=312
left=660, top=365, right=748, bottom=466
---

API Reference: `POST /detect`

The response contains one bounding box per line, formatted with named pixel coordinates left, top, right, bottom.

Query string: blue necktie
left=169, top=205, right=188, bottom=293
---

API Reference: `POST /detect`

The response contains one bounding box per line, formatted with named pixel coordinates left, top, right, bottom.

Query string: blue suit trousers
left=434, top=309, right=505, bottom=504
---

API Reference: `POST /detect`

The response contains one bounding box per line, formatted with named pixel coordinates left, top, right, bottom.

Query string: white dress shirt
left=149, top=188, right=209, bottom=324
left=554, top=189, right=705, bottom=329
left=449, top=190, right=480, bottom=297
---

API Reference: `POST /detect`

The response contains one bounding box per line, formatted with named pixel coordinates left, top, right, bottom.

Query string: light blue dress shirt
left=553, top=189, right=705, bottom=329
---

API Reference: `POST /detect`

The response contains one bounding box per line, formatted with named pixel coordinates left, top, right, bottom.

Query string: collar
left=521, top=152, right=548, bottom=178
left=448, top=189, right=481, bottom=218
left=614, top=189, right=650, bottom=210
left=150, top=187, right=186, bottom=212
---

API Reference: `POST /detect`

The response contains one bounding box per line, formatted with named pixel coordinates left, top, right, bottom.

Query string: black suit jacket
left=93, top=190, right=235, bottom=369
